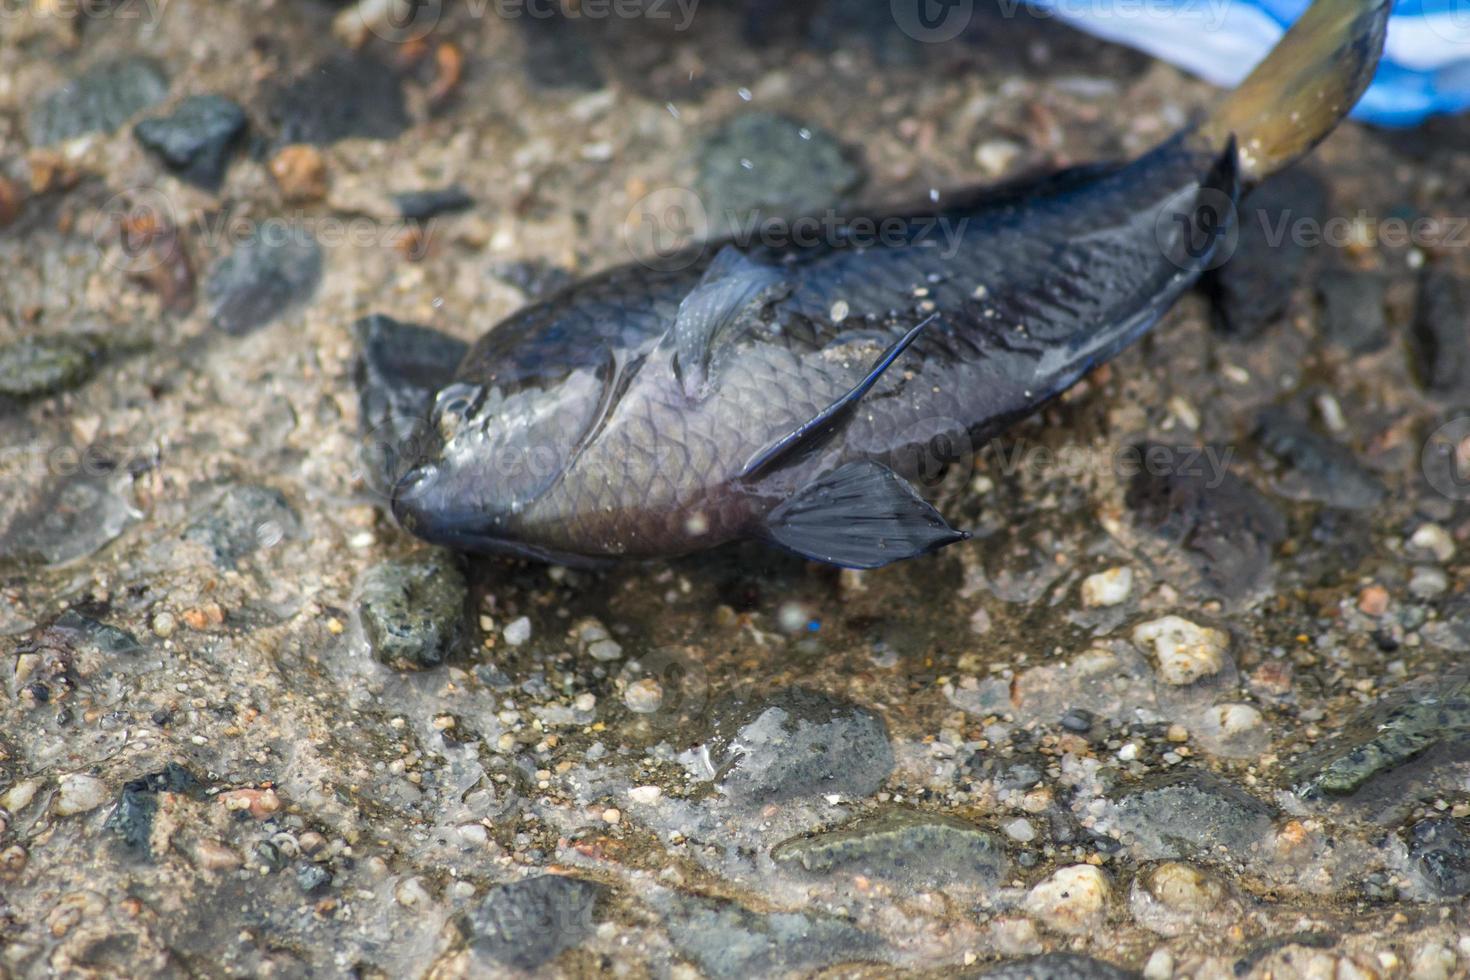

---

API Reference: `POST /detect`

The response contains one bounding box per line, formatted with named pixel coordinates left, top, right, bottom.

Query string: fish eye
left=433, top=383, right=487, bottom=441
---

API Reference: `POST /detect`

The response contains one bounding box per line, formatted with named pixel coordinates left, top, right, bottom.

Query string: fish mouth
left=391, top=464, right=603, bottom=568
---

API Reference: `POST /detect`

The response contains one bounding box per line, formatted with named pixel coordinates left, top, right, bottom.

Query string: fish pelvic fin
left=761, top=460, right=969, bottom=569
left=1202, top=0, right=1389, bottom=187
left=671, top=246, right=788, bottom=399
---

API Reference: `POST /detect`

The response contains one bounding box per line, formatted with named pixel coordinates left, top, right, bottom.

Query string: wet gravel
left=4, top=1, right=1470, bottom=977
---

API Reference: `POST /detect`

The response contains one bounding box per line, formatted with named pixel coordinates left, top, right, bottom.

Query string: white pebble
left=1023, top=864, right=1110, bottom=934
left=628, top=786, right=662, bottom=804
left=55, top=774, right=109, bottom=816
left=573, top=693, right=597, bottom=712
left=1143, top=948, right=1175, bottom=980
left=1003, top=818, right=1036, bottom=842
left=502, top=616, right=532, bottom=646
left=1209, top=703, right=1263, bottom=737
left=588, top=638, right=623, bottom=661
left=1131, top=616, right=1229, bottom=686
left=1081, top=567, right=1133, bottom=608
left=1410, top=523, right=1456, bottom=563
left=624, top=678, right=664, bottom=714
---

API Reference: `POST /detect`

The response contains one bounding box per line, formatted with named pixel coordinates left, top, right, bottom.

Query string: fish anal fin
left=762, top=459, right=969, bottom=569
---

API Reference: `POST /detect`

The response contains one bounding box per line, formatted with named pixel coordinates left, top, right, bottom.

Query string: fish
left=388, top=0, right=1389, bottom=569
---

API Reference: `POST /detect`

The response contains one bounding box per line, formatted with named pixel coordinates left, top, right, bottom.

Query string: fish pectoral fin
left=740, top=312, right=939, bottom=481
left=672, top=246, right=786, bottom=398
left=761, top=460, right=969, bottom=569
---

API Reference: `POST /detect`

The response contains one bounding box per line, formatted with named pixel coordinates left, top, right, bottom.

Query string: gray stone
left=205, top=232, right=322, bottom=336
left=28, top=57, right=169, bottom=145
left=705, top=687, right=894, bottom=803
left=771, top=807, right=1006, bottom=886
left=183, top=484, right=300, bottom=569
left=1255, top=407, right=1383, bottom=510
left=1111, top=769, right=1276, bottom=861
left=696, top=112, right=863, bottom=221
left=1406, top=817, right=1470, bottom=898
left=1, top=473, right=138, bottom=566
left=357, top=554, right=468, bottom=670
left=1412, top=268, right=1470, bottom=393
left=970, top=952, right=1141, bottom=979
left=0, top=335, right=101, bottom=405
left=1317, top=267, right=1388, bottom=353
left=267, top=54, right=409, bottom=146
left=134, top=95, right=247, bottom=190
left=465, top=875, right=606, bottom=970
left=656, top=891, right=883, bottom=979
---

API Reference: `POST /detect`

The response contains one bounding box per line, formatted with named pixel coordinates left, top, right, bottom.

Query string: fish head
left=391, top=351, right=614, bottom=562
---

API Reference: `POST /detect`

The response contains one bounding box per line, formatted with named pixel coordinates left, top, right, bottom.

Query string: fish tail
left=1201, top=0, right=1390, bottom=187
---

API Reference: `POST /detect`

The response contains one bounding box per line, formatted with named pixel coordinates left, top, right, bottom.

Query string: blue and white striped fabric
left=1025, top=0, right=1470, bottom=125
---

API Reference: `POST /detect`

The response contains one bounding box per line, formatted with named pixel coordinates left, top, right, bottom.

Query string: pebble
left=106, top=763, right=202, bottom=856
left=269, top=144, right=330, bottom=202
left=1255, top=407, right=1383, bottom=510
left=266, top=54, right=409, bottom=146
left=183, top=484, right=300, bottom=568
left=624, top=677, right=664, bottom=714
left=150, top=612, right=177, bottom=638
left=1317, top=267, right=1389, bottom=353
left=357, top=555, right=468, bottom=670
left=1145, top=861, right=1225, bottom=912
left=466, top=876, right=607, bottom=970
left=628, top=786, right=662, bottom=804
left=55, top=774, right=109, bottom=816
left=572, top=693, right=597, bottom=712
left=1409, top=523, right=1456, bottom=563
left=1003, top=818, right=1037, bottom=843
left=1293, top=672, right=1470, bottom=797
left=205, top=231, right=323, bottom=335
left=1, top=471, right=139, bottom=566
left=770, top=808, right=1006, bottom=886
left=1131, top=616, right=1230, bottom=686
left=1081, top=567, right=1133, bottom=608
left=134, top=95, right=247, bottom=190
left=695, top=112, right=863, bottom=221
left=1410, top=566, right=1449, bottom=599
left=1411, top=268, right=1470, bottom=393
left=0, top=334, right=101, bottom=405
left=1358, top=584, right=1390, bottom=617
left=502, top=616, right=532, bottom=647
left=28, top=57, right=169, bottom=145
left=1023, top=865, right=1110, bottom=935
left=655, top=891, right=881, bottom=980
left=704, top=687, right=894, bottom=804
left=1405, top=817, right=1470, bottom=898
left=1112, top=769, right=1275, bottom=860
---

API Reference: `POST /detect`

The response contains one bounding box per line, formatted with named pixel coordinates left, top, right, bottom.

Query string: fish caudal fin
left=1202, top=0, right=1389, bottom=186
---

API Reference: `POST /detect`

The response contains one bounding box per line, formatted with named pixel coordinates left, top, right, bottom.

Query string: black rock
left=183, top=484, right=301, bottom=569
left=205, top=232, right=322, bottom=335
left=105, top=762, right=205, bottom=858
left=267, top=54, right=409, bottom=146
left=705, top=687, right=894, bottom=803
left=1411, top=267, right=1470, bottom=393
left=1204, top=167, right=1326, bottom=338
left=465, top=876, right=607, bottom=970
left=28, top=57, right=169, bottom=145
left=352, top=315, right=467, bottom=498
left=695, top=112, right=863, bottom=221
left=357, top=554, right=469, bottom=670
left=296, top=863, right=333, bottom=894
left=51, top=610, right=143, bottom=656
left=1060, top=708, right=1095, bottom=733
left=969, top=953, right=1141, bottom=980
left=1254, top=407, right=1383, bottom=510
left=1125, top=443, right=1286, bottom=599
left=1316, top=267, right=1388, bottom=353
left=656, top=891, right=883, bottom=979
left=393, top=186, right=475, bottom=222
left=1, top=472, right=138, bottom=566
left=517, top=12, right=605, bottom=90
left=1111, top=769, right=1276, bottom=861
left=1406, top=817, right=1470, bottom=898
left=134, top=95, right=247, bottom=191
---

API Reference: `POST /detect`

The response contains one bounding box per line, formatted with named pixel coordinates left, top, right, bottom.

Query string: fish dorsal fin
left=762, top=459, right=968, bottom=568
left=672, top=246, right=786, bottom=398
left=740, top=313, right=939, bottom=481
